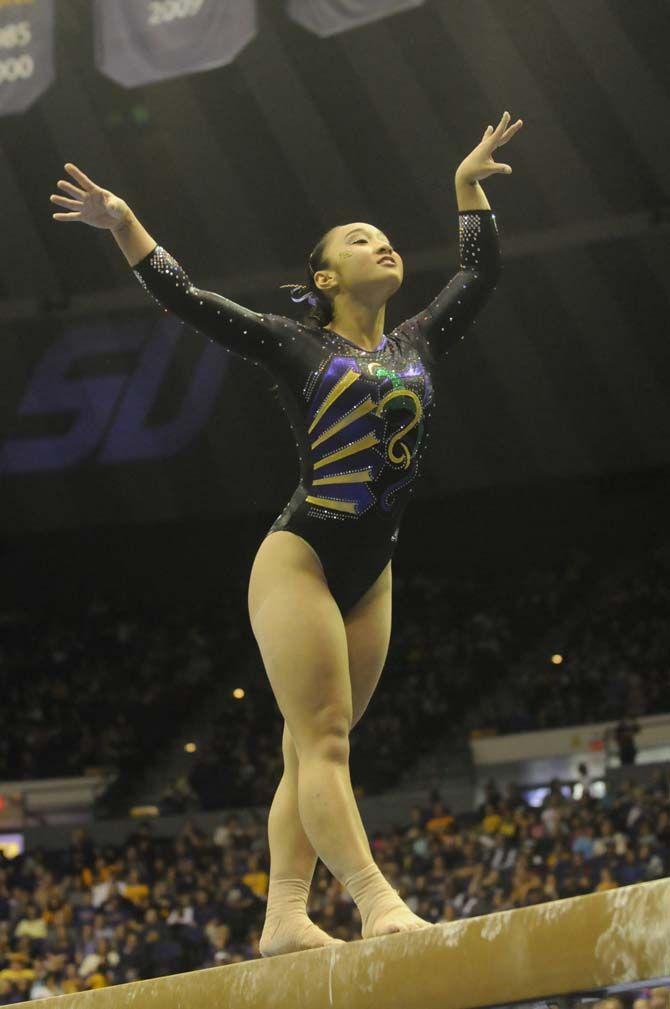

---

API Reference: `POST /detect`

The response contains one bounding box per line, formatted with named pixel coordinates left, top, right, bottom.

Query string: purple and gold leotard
left=131, top=209, right=501, bottom=615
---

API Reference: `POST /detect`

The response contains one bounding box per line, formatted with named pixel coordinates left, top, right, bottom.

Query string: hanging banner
left=94, top=0, right=257, bottom=89
left=0, top=0, right=54, bottom=116
left=285, top=0, right=425, bottom=38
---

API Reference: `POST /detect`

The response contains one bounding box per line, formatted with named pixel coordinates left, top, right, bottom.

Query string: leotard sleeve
left=130, top=243, right=284, bottom=371
left=400, top=209, right=502, bottom=360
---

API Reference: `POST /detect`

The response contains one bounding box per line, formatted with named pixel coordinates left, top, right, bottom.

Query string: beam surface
left=13, top=878, right=670, bottom=1009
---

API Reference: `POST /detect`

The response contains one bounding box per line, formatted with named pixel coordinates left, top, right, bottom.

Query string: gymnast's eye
left=354, top=238, right=367, bottom=244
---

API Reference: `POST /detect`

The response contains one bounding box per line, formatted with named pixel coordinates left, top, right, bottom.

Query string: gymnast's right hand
left=50, top=162, right=132, bottom=231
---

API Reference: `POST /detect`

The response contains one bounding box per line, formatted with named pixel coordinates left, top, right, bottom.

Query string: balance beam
left=15, top=878, right=669, bottom=1009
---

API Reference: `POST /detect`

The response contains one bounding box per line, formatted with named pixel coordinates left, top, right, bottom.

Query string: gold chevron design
left=305, top=495, right=357, bottom=514
left=312, top=432, right=380, bottom=470
left=307, top=369, right=360, bottom=436
left=312, top=470, right=371, bottom=485
left=310, top=397, right=376, bottom=449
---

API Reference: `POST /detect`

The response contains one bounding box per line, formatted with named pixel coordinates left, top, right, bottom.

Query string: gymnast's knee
left=289, top=710, right=351, bottom=764
left=281, top=722, right=299, bottom=772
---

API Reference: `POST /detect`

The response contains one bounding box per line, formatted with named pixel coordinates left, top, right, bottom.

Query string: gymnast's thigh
left=344, top=560, right=393, bottom=728
left=247, top=531, right=353, bottom=749
left=247, top=529, right=328, bottom=625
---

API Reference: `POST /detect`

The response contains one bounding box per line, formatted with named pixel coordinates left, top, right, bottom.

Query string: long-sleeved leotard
left=131, top=210, right=501, bottom=616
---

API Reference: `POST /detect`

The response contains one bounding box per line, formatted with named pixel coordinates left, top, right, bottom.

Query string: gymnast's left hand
left=455, top=110, right=523, bottom=184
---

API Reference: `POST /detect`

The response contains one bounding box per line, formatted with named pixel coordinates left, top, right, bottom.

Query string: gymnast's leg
left=249, top=531, right=431, bottom=954
left=259, top=721, right=346, bottom=956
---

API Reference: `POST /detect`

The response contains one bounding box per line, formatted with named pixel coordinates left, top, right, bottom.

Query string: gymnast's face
left=315, top=222, right=403, bottom=305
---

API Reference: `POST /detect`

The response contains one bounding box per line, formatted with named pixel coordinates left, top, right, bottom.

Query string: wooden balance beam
left=14, top=877, right=669, bottom=1009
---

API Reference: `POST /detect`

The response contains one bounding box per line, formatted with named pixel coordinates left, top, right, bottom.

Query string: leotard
left=131, top=209, right=501, bottom=616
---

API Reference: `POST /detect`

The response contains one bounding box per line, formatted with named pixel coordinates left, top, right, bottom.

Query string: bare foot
left=363, top=901, right=433, bottom=940
left=259, top=914, right=347, bottom=957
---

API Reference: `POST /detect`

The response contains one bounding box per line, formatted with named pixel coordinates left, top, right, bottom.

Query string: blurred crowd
left=0, top=597, right=242, bottom=796
left=1, top=532, right=668, bottom=1002
left=1, top=537, right=668, bottom=818
left=473, top=540, right=670, bottom=733
left=137, top=541, right=598, bottom=812
left=575, top=993, right=669, bottom=1009
left=1, top=771, right=668, bottom=1002
left=0, top=542, right=595, bottom=812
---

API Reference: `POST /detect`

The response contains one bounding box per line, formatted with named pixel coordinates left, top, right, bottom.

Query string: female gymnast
left=50, top=109, right=523, bottom=958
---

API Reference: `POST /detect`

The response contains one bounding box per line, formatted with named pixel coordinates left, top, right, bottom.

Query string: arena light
left=129, top=805, right=159, bottom=818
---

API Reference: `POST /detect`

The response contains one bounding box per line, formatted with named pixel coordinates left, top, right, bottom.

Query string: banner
left=285, top=0, right=425, bottom=38
left=0, top=0, right=54, bottom=116
left=94, top=0, right=257, bottom=89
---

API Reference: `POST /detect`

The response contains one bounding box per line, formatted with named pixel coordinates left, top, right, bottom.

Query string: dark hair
left=279, top=229, right=334, bottom=329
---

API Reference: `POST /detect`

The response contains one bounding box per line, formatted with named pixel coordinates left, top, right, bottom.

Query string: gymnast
left=49, top=108, right=523, bottom=958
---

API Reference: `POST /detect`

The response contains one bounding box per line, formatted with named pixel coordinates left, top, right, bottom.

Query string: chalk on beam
left=13, top=877, right=670, bottom=1009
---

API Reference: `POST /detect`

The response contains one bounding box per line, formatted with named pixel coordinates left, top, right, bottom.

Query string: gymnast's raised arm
left=49, top=162, right=283, bottom=367
left=410, top=111, right=522, bottom=358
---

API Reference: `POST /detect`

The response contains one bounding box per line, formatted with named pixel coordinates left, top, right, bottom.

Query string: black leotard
left=131, top=209, right=501, bottom=616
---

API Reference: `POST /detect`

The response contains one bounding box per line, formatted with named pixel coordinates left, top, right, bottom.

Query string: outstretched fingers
left=482, top=112, right=523, bottom=147
left=51, top=194, right=82, bottom=208
left=64, top=162, right=96, bottom=191
left=51, top=163, right=92, bottom=221
left=52, top=211, right=83, bottom=221
left=497, top=118, right=523, bottom=146
left=57, top=179, right=87, bottom=198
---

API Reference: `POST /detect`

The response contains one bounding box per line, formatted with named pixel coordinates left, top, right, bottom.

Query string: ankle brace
left=343, top=861, right=403, bottom=935
left=264, top=876, right=310, bottom=918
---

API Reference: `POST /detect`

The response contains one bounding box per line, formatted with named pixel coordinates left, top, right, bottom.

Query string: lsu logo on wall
left=0, top=318, right=227, bottom=474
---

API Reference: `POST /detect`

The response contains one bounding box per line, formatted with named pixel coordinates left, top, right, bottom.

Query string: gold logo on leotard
left=372, top=389, right=422, bottom=469
left=305, top=364, right=422, bottom=514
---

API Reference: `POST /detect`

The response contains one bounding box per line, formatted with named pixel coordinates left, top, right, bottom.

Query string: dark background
left=1, top=0, right=669, bottom=552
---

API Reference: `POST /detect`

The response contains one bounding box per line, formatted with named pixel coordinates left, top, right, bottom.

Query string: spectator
left=595, top=867, right=619, bottom=892
left=13, top=905, right=47, bottom=943
left=615, top=718, right=642, bottom=766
